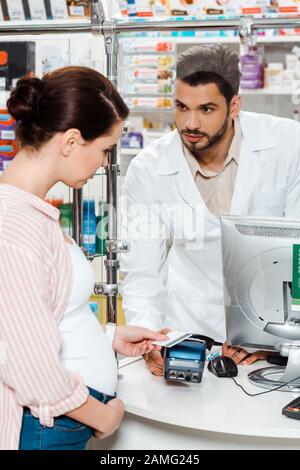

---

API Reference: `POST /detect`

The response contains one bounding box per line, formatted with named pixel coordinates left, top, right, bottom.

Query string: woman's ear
left=60, top=129, right=83, bottom=158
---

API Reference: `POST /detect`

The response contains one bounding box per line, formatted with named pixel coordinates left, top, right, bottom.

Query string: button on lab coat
left=120, top=111, right=300, bottom=341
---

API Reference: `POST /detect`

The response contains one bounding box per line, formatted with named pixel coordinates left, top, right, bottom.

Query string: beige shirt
left=184, top=118, right=242, bottom=218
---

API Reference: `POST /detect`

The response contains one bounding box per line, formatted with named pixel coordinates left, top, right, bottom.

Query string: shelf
left=113, top=15, right=300, bottom=34
left=114, top=14, right=300, bottom=24
left=156, top=34, right=300, bottom=45
left=240, top=88, right=299, bottom=95
left=0, top=18, right=91, bottom=34
left=121, top=148, right=141, bottom=156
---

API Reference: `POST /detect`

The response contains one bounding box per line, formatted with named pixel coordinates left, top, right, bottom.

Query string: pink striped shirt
left=0, top=183, right=89, bottom=450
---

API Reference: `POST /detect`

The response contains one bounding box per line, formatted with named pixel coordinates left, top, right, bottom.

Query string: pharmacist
left=120, top=44, right=300, bottom=374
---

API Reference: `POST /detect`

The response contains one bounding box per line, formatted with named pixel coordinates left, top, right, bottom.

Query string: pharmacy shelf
left=121, top=148, right=141, bottom=156
left=114, top=14, right=300, bottom=24
left=240, top=88, right=299, bottom=95
left=0, top=18, right=91, bottom=34
left=113, top=15, right=300, bottom=35
left=151, top=34, right=300, bottom=45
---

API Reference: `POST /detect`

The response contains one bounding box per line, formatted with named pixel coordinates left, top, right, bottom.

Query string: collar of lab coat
left=157, top=111, right=278, bottom=176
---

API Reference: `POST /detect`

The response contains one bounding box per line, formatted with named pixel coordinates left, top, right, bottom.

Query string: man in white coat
left=120, top=44, right=300, bottom=375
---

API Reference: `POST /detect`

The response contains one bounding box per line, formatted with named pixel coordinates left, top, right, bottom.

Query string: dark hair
left=177, top=44, right=241, bottom=105
left=7, top=66, right=129, bottom=149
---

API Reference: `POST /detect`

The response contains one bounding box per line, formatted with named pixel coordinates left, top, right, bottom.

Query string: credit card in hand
left=152, top=331, right=192, bottom=348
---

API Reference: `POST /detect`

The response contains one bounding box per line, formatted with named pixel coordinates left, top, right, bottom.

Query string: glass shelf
left=113, top=14, right=300, bottom=24
left=0, top=18, right=91, bottom=33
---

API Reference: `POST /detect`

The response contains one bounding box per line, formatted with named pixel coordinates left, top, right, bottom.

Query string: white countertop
left=117, top=357, right=300, bottom=440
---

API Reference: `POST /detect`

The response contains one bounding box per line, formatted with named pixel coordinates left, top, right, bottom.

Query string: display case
left=110, top=2, right=300, bottom=174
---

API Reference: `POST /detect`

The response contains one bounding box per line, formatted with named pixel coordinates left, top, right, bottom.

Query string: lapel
left=157, top=129, right=212, bottom=220
left=231, top=111, right=278, bottom=215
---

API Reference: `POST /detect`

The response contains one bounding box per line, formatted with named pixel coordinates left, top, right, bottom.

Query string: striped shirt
left=0, top=183, right=89, bottom=450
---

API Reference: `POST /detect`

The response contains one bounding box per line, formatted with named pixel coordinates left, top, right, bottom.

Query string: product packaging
left=83, top=196, right=97, bottom=255
left=240, top=46, right=264, bottom=89
left=0, top=42, right=35, bottom=90
left=59, top=203, right=73, bottom=237
left=168, top=0, right=203, bottom=16
left=134, top=0, right=153, bottom=16
left=203, top=0, right=239, bottom=16
left=0, top=155, right=14, bottom=171
left=126, top=0, right=137, bottom=16
left=125, top=97, right=173, bottom=109
left=267, top=62, right=284, bottom=88
left=122, top=39, right=175, bottom=53
left=125, top=68, right=175, bottom=82
left=0, top=110, right=16, bottom=140
left=5, top=0, right=26, bottom=20
left=46, top=194, right=64, bottom=208
left=277, top=0, right=300, bottom=14
left=151, top=0, right=170, bottom=16
left=27, top=0, right=47, bottom=20
left=124, top=82, right=174, bottom=94
left=124, top=54, right=175, bottom=68
left=121, top=130, right=144, bottom=149
left=0, top=141, right=19, bottom=158
left=240, top=0, right=273, bottom=15
left=67, top=1, right=90, bottom=17
left=47, top=0, right=69, bottom=19
left=96, top=202, right=108, bottom=256
left=118, top=0, right=128, bottom=15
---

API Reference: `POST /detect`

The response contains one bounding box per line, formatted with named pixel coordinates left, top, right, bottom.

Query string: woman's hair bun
left=7, top=77, right=44, bottom=123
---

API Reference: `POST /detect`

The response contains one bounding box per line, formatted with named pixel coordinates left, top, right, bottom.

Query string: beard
left=178, top=114, right=231, bottom=158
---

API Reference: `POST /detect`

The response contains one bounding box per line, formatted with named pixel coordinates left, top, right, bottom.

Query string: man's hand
left=144, top=350, right=164, bottom=376
left=112, top=325, right=168, bottom=357
left=93, top=398, right=125, bottom=440
left=144, top=328, right=171, bottom=376
left=222, top=341, right=269, bottom=365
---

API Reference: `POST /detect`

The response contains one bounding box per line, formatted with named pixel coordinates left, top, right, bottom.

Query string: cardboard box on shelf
left=169, top=0, right=203, bottom=16
left=27, top=0, right=47, bottom=20
left=5, top=0, right=26, bottom=21
left=67, top=0, right=90, bottom=17
left=0, top=109, right=16, bottom=141
left=277, top=0, right=300, bottom=13
left=46, top=0, right=68, bottom=19
left=203, top=0, right=239, bottom=16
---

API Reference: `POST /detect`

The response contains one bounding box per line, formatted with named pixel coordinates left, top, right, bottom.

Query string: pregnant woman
left=0, top=67, right=166, bottom=450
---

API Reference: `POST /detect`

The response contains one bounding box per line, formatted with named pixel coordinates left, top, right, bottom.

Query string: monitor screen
left=221, top=215, right=300, bottom=351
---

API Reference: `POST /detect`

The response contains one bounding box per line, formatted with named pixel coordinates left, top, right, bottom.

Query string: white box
left=28, top=0, right=47, bottom=20
left=50, top=0, right=69, bottom=19
left=7, top=0, right=25, bottom=20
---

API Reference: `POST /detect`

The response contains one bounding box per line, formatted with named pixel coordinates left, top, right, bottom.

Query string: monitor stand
left=248, top=342, right=300, bottom=392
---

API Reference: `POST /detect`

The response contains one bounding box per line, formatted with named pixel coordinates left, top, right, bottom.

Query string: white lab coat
left=120, top=111, right=300, bottom=341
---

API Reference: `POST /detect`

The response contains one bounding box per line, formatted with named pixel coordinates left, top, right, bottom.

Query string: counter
left=92, top=357, right=300, bottom=450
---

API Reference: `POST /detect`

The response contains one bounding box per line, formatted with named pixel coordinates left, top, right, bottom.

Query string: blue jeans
left=19, top=388, right=116, bottom=450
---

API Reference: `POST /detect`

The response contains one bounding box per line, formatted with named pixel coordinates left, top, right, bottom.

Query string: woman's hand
left=93, top=398, right=125, bottom=440
left=112, top=326, right=168, bottom=357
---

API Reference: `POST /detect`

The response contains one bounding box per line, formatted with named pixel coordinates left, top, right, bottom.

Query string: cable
left=231, top=375, right=300, bottom=397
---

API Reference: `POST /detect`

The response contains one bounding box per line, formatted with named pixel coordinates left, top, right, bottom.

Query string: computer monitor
left=221, top=215, right=300, bottom=392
